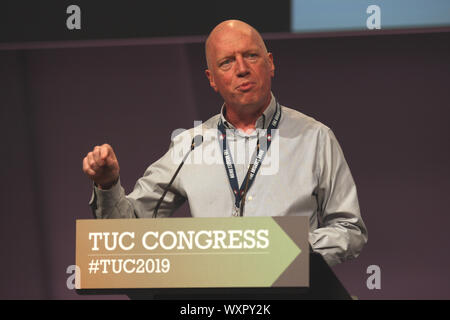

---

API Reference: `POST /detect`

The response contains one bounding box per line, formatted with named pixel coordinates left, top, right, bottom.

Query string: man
left=83, top=20, right=367, bottom=266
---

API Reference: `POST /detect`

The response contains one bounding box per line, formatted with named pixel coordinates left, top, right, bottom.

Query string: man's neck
left=224, top=97, right=271, bottom=134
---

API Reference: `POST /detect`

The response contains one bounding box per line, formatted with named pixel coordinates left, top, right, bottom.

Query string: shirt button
left=248, top=196, right=253, bottom=201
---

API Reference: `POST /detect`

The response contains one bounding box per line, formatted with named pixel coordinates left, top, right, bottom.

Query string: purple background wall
left=1, top=31, right=449, bottom=299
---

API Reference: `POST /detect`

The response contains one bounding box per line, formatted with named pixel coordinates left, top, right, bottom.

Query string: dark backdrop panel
left=1, top=1, right=290, bottom=43
left=0, top=52, right=49, bottom=299
left=269, top=32, right=450, bottom=299
left=0, top=31, right=449, bottom=299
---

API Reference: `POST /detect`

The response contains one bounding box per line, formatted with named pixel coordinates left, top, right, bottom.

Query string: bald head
left=205, top=20, right=268, bottom=69
left=204, top=20, right=275, bottom=115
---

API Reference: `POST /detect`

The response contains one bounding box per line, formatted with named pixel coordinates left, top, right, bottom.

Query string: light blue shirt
left=90, top=94, right=368, bottom=266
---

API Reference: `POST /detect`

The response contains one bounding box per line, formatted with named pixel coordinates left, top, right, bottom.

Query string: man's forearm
left=309, top=220, right=368, bottom=266
left=89, top=178, right=136, bottom=219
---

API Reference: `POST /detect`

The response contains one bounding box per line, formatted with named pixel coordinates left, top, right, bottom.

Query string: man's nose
left=235, top=55, right=250, bottom=77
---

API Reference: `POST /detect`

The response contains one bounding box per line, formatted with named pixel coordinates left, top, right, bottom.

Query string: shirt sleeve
left=89, top=141, right=187, bottom=219
left=309, top=128, right=368, bottom=266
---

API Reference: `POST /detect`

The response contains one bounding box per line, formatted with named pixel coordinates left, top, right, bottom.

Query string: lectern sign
left=75, top=217, right=309, bottom=289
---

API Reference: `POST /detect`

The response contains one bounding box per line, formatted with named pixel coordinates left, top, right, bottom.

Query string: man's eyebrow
left=217, top=48, right=260, bottom=60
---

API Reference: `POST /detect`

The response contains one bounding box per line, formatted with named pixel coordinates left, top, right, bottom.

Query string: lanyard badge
left=218, top=101, right=281, bottom=217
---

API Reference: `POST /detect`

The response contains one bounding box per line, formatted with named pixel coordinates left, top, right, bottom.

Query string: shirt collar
left=220, top=92, right=277, bottom=130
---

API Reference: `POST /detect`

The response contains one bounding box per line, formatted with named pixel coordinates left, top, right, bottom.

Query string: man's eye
left=219, top=59, right=233, bottom=69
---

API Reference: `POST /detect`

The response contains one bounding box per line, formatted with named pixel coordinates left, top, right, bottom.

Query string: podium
left=75, top=217, right=352, bottom=300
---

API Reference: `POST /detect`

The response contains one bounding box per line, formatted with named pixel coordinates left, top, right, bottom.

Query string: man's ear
left=205, top=69, right=218, bottom=92
left=267, top=52, right=275, bottom=77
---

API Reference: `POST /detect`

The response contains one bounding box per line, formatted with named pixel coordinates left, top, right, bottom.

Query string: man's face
left=205, top=27, right=275, bottom=111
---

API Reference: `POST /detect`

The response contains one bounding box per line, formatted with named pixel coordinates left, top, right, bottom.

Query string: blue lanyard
left=218, top=101, right=281, bottom=216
